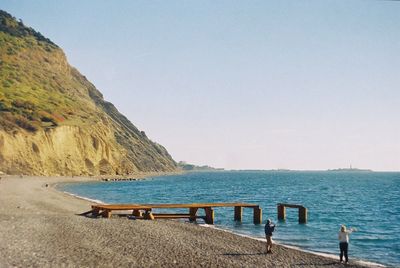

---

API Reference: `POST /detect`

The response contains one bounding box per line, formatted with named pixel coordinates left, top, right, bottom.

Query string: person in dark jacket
left=264, top=219, right=276, bottom=253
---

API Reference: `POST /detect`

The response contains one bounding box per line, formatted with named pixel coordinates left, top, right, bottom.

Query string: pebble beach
left=0, top=175, right=381, bottom=267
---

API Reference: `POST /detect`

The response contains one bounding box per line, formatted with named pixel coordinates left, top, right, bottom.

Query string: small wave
left=198, top=223, right=386, bottom=267
left=62, top=191, right=106, bottom=204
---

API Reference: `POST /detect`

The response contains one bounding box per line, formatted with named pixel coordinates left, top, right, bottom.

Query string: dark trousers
left=339, top=242, right=348, bottom=262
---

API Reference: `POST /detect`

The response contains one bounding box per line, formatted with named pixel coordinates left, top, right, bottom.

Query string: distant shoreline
left=326, top=168, right=373, bottom=172
left=219, top=169, right=400, bottom=173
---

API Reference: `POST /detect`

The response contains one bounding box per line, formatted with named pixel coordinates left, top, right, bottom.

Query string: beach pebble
left=0, top=177, right=373, bottom=268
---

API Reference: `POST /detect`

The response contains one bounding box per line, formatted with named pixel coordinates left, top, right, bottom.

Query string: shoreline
left=0, top=175, right=385, bottom=267
left=58, top=176, right=385, bottom=268
left=51, top=171, right=183, bottom=204
left=200, top=224, right=386, bottom=268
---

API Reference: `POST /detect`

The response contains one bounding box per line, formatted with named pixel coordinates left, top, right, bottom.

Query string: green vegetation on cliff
left=0, top=10, right=177, bottom=175
left=0, top=10, right=100, bottom=132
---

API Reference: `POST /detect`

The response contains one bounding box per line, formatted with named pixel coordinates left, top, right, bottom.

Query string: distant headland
left=327, top=167, right=373, bottom=172
left=177, top=161, right=224, bottom=171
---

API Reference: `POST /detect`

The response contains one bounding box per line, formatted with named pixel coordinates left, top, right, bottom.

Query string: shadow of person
left=222, top=252, right=266, bottom=256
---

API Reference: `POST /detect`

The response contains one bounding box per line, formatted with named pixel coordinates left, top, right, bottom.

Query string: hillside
left=177, top=161, right=224, bottom=171
left=0, top=10, right=177, bottom=175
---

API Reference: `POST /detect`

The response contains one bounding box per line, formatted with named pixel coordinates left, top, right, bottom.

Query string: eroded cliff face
left=0, top=120, right=175, bottom=176
left=0, top=10, right=177, bottom=175
left=1, top=125, right=119, bottom=175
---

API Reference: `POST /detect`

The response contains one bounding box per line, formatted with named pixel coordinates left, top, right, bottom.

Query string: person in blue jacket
left=265, top=219, right=276, bottom=253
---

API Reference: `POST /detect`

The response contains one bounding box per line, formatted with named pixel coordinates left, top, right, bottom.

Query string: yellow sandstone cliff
left=0, top=10, right=176, bottom=175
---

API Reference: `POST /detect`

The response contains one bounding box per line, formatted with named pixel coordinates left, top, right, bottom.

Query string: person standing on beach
left=338, top=225, right=357, bottom=264
left=264, top=219, right=275, bottom=253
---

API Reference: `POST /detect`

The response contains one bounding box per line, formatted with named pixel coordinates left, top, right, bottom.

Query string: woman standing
left=338, top=225, right=357, bottom=264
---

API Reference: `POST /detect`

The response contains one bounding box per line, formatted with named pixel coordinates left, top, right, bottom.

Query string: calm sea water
left=60, top=171, right=400, bottom=267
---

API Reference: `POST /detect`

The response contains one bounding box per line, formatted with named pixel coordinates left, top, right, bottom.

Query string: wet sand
left=0, top=175, right=381, bottom=267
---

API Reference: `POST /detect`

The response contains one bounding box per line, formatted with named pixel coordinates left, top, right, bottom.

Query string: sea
left=59, top=171, right=400, bottom=267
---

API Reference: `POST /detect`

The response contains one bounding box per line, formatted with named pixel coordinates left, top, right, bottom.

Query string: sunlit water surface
left=60, top=171, right=400, bottom=266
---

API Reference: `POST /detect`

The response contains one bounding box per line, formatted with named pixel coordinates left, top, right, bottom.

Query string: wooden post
left=204, top=207, right=214, bottom=224
left=92, top=208, right=100, bottom=217
left=299, top=207, right=307, bottom=224
left=234, top=206, right=243, bottom=222
left=144, top=211, right=155, bottom=220
left=132, top=209, right=142, bottom=217
left=277, top=204, right=286, bottom=220
left=189, top=207, right=198, bottom=222
left=103, top=209, right=111, bottom=218
left=253, top=207, right=262, bottom=224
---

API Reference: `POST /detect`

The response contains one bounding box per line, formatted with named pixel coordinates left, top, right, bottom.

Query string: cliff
left=0, top=10, right=177, bottom=175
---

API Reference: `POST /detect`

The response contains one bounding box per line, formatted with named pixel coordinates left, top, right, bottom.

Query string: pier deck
left=88, top=202, right=262, bottom=224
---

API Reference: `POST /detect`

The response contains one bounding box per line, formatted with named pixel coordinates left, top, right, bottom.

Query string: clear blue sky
left=1, top=1, right=399, bottom=171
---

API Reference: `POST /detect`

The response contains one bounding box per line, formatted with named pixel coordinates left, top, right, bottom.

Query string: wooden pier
left=277, top=203, right=307, bottom=223
left=87, top=202, right=262, bottom=224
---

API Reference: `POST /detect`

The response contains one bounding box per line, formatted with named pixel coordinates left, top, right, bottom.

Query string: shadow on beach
left=223, top=252, right=266, bottom=256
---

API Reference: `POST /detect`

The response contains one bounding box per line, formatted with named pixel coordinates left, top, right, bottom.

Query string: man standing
left=264, top=219, right=276, bottom=253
